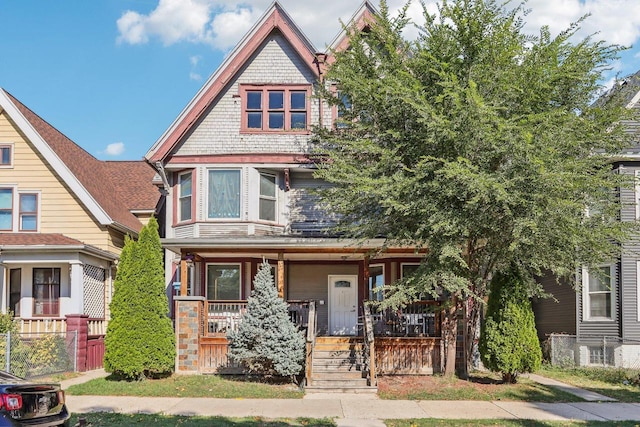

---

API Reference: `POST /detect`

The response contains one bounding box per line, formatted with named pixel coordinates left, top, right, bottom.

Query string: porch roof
left=0, top=233, right=118, bottom=262
left=162, top=237, right=423, bottom=260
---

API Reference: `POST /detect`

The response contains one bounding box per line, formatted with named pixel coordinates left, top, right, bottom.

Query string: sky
left=1, top=0, right=640, bottom=161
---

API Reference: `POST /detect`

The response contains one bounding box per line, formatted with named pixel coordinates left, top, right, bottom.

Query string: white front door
left=329, top=275, right=358, bottom=335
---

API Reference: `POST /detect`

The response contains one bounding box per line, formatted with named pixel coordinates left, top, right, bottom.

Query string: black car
left=0, top=371, right=69, bottom=426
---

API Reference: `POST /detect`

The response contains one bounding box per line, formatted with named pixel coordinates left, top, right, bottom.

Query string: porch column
left=69, top=261, right=84, bottom=314
left=175, top=296, right=204, bottom=374
left=277, top=253, right=285, bottom=299
left=180, top=259, right=188, bottom=296
left=66, top=314, right=88, bottom=372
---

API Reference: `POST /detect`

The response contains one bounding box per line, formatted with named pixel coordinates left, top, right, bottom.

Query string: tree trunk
left=442, top=294, right=459, bottom=376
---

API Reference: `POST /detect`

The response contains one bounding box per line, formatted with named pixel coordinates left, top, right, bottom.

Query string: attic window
left=0, top=144, right=13, bottom=168
left=240, top=85, right=310, bottom=133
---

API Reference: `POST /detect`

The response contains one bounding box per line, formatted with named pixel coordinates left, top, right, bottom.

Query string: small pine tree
left=227, top=261, right=305, bottom=380
left=479, top=268, right=542, bottom=383
left=104, top=217, right=175, bottom=380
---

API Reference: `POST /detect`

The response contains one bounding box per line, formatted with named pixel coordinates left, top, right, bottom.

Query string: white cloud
left=103, top=142, right=125, bottom=156
left=116, top=1, right=640, bottom=58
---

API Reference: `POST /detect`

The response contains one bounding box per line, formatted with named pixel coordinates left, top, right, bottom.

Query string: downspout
left=155, top=161, right=171, bottom=195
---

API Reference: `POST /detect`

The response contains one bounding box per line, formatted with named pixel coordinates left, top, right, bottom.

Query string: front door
left=328, top=275, right=358, bottom=335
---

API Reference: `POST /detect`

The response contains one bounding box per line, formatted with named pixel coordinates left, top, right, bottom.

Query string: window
left=584, top=266, right=613, bottom=320
left=259, top=173, right=276, bottom=221
left=207, top=264, right=241, bottom=300
left=33, top=268, right=60, bottom=316
left=208, top=170, right=241, bottom=219
left=0, top=188, right=12, bottom=230
left=0, top=145, right=12, bottom=167
left=9, top=269, right=20, bottom=316
left=178, top=172, right=192, bottom=222
left=241, top=86, right=310, bottom=132
left=368, top=265, right=384, bottom=301
left=19, top=193, right=37, bottom=231
left=588, top=346, right=614, bottom=366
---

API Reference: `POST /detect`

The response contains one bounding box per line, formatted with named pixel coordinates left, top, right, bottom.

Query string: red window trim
left=18, top=192, right=38, bottom=232
left=173, top=170, right=196, bottom=227
left=239, top=84, right=311, bottom=134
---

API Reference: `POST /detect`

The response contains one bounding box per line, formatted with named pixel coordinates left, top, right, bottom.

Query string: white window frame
left=0, top=143, right=14, bottom=169
left=18, top=191, right=39, bottom=232
left=582, top=265, right=615, bottom=321
left=206, top=263, right=242, bottom=301
left=259, top=172, right=277, bottom=222
left=177, top=171, right=193, bottom=223
left=207, top=169, right=242, bottom=220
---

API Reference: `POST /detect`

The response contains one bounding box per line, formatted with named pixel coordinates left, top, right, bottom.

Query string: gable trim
left=0, top=89, right=112, bottom=225
left=146, top=3, right=319, bottom=164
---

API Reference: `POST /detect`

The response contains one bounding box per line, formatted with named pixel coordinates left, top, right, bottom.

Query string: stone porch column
left=174, top=296, right=205, bottom=374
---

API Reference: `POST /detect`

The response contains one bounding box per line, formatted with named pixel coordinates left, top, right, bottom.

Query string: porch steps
left=305, top=336, right=377, bottom=394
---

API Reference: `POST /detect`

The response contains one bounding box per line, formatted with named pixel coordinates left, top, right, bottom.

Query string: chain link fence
left=545, top=334, right=640, bottom=370
left=0, top=331, right=77, bottom=379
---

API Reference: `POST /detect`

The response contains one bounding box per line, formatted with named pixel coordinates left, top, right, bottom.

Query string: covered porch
left=167, top=237, right=443, bottom=377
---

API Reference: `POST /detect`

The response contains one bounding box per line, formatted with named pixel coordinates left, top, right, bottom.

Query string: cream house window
left=0, top=144, right=13, bottom=168
left=0, top=188, right=13, bottom=230
left=259, top=173, right=277, bottom=221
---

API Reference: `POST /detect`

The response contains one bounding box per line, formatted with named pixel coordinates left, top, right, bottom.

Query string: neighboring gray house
left=534, top=71, right=640, bottom=368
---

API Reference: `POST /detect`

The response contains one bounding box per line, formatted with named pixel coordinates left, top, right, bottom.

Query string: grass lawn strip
left=537, top=366, right=640, bottom=403
left=66, top=374, right=303, bottom=399
left=378, top=373, right=583, bottom=402
left=69, top=413, right=335, bottom=426
left=385, top=420, right=640, bottom=426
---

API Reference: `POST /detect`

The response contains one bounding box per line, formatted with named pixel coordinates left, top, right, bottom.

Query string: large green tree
left=104, top=217, right=175, bottom=380
left=315, top=0, right=636, bottom=376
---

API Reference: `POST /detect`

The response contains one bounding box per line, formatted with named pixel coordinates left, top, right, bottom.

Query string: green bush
left=0, top=312, right=29, bottom=378
left=28, top=334, right=71, bottom=375
left=479, top=268, right=542, bottom=383
left=104, top=217, right=175, bottom=380
left=228, top=261, right=305, bottom=380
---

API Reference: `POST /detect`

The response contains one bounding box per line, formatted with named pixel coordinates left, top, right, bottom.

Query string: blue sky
left=1, top=0, right=639, bottom=161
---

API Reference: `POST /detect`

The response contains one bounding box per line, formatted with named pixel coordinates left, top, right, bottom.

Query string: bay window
left=178, top=172, right=192, bottom=222
left=259, top=173, right=276, bottom=221
left=208, top=170, right=241, bottom=219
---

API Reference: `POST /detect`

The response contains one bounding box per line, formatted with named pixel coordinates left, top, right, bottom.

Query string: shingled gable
left=145, top=1, right=319, bottom=164
left=325, top=1, right=378, bottom=66
left=0, top=89, right=157, bottom=234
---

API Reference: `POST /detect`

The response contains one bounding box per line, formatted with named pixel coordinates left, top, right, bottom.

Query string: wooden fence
left=374, top=337, right=441, bottom=374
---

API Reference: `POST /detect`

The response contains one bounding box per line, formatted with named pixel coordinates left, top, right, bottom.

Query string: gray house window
left=584, top=266, right=613, bottom=320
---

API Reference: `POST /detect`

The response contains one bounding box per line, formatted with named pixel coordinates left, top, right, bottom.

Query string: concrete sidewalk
left=61, top=369, right=640, bottom=424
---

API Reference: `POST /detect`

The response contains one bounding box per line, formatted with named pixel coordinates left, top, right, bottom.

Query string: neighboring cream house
left=0, top=89, right=160, bottom=337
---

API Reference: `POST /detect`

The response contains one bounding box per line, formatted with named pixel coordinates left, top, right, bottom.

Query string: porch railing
left=362, top=304, right=376, bottom=386
left=205, top=300, right=311, bottom=336
left=305, top=301, right=317, bottom=387
left=369, top=301, right=441, bottom=337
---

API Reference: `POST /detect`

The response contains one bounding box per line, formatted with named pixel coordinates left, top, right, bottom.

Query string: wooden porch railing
left=369, top=301, right=441, bottom=337
left=362, top=304, right=376, bottom=386
left=18, top=318, right=67, bottom=334
left=305, top=301, right=317, bottom=387
left=205, top=300, right=311, bottom=336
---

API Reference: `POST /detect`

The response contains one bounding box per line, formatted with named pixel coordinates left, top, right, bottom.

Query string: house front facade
left=0, top=89, right=160, bottom=370
left=146, top=2, right=442, bottom=377
left=534, top=71, right=640, bottom=368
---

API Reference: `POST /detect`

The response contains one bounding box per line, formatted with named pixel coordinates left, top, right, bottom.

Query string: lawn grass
left=378, top=372, right=583, bottom=402
left=537, top=365, right=640, bottom=402
left=69, top=413, right=335, bottom=426
left=66, top=374, right=304, bottom=399
left=385, top=420, right=640, bottom=427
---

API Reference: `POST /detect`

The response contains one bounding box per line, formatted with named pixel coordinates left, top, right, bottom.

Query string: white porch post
left=0, top=265, right=5, bottom=314
left=69, top=261, right=84, bottom=314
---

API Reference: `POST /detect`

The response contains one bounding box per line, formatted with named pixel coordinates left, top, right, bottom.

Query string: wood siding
left=174, top=32, right=318, bottom=157
left=288, top=263, right=359, bottom=335
left=532, top=273, right=576, bottom=340
left=619, top=162, right=640, bottom=341
left=0, top=111, right=121, bottom=253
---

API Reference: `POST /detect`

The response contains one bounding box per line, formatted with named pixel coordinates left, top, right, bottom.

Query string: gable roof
left=326, top=1, right=378, bottom=61
left=145, top=1, right=320, bottom=164
left=0, top=89, right=159, bottom=234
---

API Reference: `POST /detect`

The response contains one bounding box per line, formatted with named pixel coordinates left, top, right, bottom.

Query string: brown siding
left=533, top=273, right=577, bottom=340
